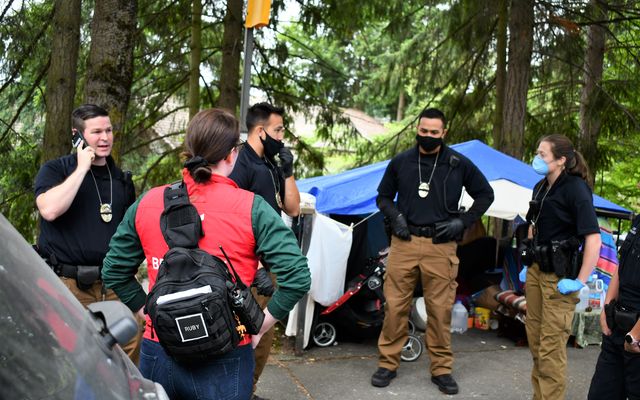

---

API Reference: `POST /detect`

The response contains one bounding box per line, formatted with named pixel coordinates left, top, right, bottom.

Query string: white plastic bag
left=306, top=214, right=352, bottom=306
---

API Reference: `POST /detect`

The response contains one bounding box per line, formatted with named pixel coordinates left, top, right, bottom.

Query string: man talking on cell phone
left=34, top=104, right=142, bottom=363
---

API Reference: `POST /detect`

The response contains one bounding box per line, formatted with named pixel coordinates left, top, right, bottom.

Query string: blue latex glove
left=557, top=278, right=585, bottom=294
left=519, top=266, right=528, bottom=283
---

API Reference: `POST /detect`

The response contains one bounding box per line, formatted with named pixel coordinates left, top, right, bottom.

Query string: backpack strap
left=219, top=245, right=249, bottom=290
left=160, top=181, right=203, bottom=249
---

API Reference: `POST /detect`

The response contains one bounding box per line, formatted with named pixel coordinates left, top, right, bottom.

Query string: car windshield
left=0, top=214, right=134, bottom=399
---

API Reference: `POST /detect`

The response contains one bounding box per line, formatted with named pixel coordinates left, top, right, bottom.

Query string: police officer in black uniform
left=520, top=134, right=601, bottom=400
left=229, top=102, right=300, bottom=400
left=230, top=103, right=299, bottom=216
left=588, top=214, right=640, bottom=399
left=34, top=104, right=139, bottom=361
left=371, top=107, right=494, bottom=395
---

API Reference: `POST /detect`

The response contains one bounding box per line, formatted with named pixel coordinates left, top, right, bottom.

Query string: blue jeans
left=139, top=339, right=255, bottom=400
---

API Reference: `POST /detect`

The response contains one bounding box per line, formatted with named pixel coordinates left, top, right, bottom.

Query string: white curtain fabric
left=284, top=295, right=315, bottom=348
left=460, top=179, right=532, bottom=220
left=306, top=213, right=353, bottom=306
left=285, top=213, right=353, bottom=346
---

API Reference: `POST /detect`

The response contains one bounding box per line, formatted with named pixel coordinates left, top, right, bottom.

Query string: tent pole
left=295, top=210, right=315, bottom=356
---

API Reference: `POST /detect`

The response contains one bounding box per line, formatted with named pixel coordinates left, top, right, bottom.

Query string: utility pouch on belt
left=605, top=301, right=616, bottom=331
left=76, top=265, right=100, bottom=290
left=532, top=237, right=581, bottom=278
left=533, top=245, right=553, bottom=273
left=614, top=302, right=640, bottom=333
left=519, top=238, right=535, bottom=266
left=550, top=237, right=581, bottom=279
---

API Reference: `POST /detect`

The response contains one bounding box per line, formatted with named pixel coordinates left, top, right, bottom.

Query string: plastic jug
left=575, top=285, right=590, bottom=312
left=451, top=301, right=468, bottom=334
left=587, top=274, right=604, bottom=311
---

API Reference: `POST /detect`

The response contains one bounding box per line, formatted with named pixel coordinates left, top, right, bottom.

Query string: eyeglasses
left=234, top=139, right=245, bottom=149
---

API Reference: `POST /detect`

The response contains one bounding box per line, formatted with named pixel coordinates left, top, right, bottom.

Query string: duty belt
left=408, top=224, right=436, bottom=238
left=41, top=253, right=103, bottom=291
left=54, top=263, right=82, bottom=279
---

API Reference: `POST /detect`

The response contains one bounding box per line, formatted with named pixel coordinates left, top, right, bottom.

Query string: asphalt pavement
left=254, top=327, right=600, bottom=400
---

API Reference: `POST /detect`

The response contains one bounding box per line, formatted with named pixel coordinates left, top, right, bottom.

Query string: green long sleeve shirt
left=102, top=192, right=310, bottom=321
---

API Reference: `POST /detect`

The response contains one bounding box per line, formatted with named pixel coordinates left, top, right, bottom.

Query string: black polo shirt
left=618, top=216, right=640, bottom=309
left=377, top=144, right=494, bottom=227
left=229, top=144, right=285, bottom=214
left=35, top=155, right=135, bottom=266
left=527, top=173, right=599, bottom=243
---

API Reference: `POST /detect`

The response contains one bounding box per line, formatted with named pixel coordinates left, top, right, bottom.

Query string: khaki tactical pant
left=378, top=236, right=459, bottom=376
left=252, top=272, right=277, bottom=392
left=525, top=264, right=578, bottom=400
left=61, top=277, right=144, bottom=365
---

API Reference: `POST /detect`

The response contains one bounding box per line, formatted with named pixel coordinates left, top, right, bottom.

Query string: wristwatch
left=625, top=333, right=640, bottom=346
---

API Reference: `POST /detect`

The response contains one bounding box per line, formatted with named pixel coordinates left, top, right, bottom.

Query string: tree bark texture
left=83, top=0, right=137, bottom=161
left=42, top=0, right=81, bottom=164
left=502, top=0, right=534, bottom=160
left=396, top=87, right=405, bottom=122
left=491, top=0, right=511, bottom=241
left=189, top=0, right=202, bottom=119
left=492, top=0, right=508, bottom=151
left=579, top=0, right=606, bottom=184
left=218, top=0, right=243, bottom=113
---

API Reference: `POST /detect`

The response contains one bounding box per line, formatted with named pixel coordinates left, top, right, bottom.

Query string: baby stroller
left=311, top=248, right=423, bottom=362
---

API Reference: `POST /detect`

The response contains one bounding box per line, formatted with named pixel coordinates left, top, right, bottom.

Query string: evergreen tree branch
left=0, top=1, right=14, bottom=23
left=138, top=147, right=182, bottom=192
left=0, top=56, right=50, bottom=144
left=0, top=9, right=53, bottom=95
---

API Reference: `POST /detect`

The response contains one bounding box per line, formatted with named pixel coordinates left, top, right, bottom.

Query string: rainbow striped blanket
left=595, top=217, right=618, bottom=287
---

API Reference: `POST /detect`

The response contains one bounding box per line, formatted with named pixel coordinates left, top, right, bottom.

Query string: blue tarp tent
left=297, top=140, right=632, bottom=220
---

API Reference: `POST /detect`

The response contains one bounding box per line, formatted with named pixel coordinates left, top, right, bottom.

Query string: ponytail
left=181, top=108, right=240, bottom=183
left=567, top=150, right=591, bottom=187
left=539, top=134, right=592, bottom=187
left=183, top=156, right=212, bottom=183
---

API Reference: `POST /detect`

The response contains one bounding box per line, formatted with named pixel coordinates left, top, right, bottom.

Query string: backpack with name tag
left=144, top=181, right=263, bottom=363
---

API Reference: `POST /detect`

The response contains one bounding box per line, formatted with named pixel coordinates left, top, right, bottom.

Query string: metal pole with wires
left=240, top=0, right=271, bottom=136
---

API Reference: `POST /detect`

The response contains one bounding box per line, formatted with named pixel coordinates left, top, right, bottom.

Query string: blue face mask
left=532, top=155, right=549, bottom=175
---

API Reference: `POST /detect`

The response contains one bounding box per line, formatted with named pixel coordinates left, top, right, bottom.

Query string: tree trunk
left=83, top=0, right=137, bottom=162
left=188, top=0, right=202, bottom=119
left=502, top=0, right=534, bottom=160
left=42, top=0, right=81, bottom=164
left=396, top=87, right=405, bottom=121
left=218, top=0, right=243, bottom=113
left=579, top=0, right=606, bottom=186
left=492, top=0, right=508, bottom=151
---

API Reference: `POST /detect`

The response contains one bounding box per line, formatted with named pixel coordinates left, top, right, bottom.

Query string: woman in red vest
left=102, top=108, right=310, bottom=400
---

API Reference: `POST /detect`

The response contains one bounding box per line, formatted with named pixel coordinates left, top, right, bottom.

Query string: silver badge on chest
left=418, top=182, right=429, bottom=198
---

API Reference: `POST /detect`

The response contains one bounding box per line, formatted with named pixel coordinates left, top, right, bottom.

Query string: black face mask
left=416, top=135, right=443, bottom=152
left=260, top=131, right=284, bottom=160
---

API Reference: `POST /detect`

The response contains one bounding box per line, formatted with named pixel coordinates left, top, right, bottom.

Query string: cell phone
left=71, top=129, right=85, bottom=148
